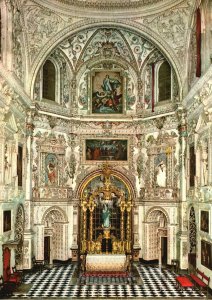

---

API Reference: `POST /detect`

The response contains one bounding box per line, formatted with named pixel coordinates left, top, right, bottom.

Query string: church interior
left=0, top=0, right=212, bottom=298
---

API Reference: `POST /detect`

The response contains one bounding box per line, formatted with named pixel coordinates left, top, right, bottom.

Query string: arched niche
left=144, top=207, right=172, bottom=265
left=41, top=206, right=69, bottom=262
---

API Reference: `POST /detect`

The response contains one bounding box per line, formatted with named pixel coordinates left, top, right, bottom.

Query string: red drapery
left=3, top=247, right=11, bottom=281
left=196, top=7, right=201, bottom=77
left=151, top=64, right=155, bottom=112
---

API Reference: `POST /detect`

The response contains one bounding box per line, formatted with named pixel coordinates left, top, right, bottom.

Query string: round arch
left=77, top=165, right=136, bottom=255
left=145, top=206, right=170, bottom=224
left=28, top=20, right=183, bottom=97
left=76, top=168, right=136, bottom=201
left=41, top=206, right=68, bottom=225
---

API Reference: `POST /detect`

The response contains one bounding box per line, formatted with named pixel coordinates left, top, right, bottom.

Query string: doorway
left=44, top=236, right=51, bottom=264
left=161, top=237, right=167, bottom=266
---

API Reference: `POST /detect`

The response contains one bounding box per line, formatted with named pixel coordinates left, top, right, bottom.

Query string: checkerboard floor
left=11, top=264, right=206, bottom=298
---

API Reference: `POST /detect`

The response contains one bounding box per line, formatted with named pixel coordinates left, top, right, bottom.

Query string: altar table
left=86, top=254, right=126, bottom=272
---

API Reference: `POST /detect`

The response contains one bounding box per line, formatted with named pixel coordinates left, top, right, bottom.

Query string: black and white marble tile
left=10, top=264, right=206, bottom=298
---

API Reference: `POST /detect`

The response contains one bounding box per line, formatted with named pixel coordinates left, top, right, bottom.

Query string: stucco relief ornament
left=0, top=79, right=15, bottom=106
left=126, top=77, right=136, bottom=110
left=136, top=154, right=144, bottom=183
left=24, top=5, right=69, bottom=62
left=8, top=2, right=23, bottom=82
left=62, top=0, right=164, bottom=9
left=60, top=30, right=94, bottom=68
left=65, top=135, right=77, bottom=184
left=78, top=73, right=88, bottom=110
left=199, top=81, right=212, bottom=105
left=81, top=29, right=134, bottom=64
left=143, top=5, right=191, bottom=60
left=120, top=30, right=154, bottom=68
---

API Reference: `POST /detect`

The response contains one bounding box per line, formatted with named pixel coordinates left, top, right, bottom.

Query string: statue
left=102, top=204, right=111, bottom=228
left=202, top=147, right=208, bottom=186
left=155, top=160, right=166, bottom=187
left=202, top=159, right=208, bottom=186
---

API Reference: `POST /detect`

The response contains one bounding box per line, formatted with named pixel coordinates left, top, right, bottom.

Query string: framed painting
left=201, top=240, right=212, bottom=270
left=85, top=139, right=128, bottom=161
left=200, top=210, right=209, bottom=233
left=189, top=145, right=196, bottom=187
left=91, top=71, right=123, bottom=114
left=3, top=210, right=11, bottom=232
left=45, top=153, right=58, bottom=186
left=17, top=145, right=23, bottom=187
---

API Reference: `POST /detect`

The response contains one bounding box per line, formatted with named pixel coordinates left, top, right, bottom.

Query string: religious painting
left=201, top=240, right=212, bottom=270
left=154, top=153, right=167, bottom=188
left=91, top=71, right=123, bottom=114
left=3, top=210, right=11, bottom=232
left=85, top=139, right=128, bottom=161
left=200, top=211, right=209, bottom=233
left=45, top=153, right=58, bottom=186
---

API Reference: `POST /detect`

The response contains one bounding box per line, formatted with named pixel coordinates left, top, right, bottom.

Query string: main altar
left=86, top=254, right=126, bottom=272
left=79, top=164, right=133, bottom=271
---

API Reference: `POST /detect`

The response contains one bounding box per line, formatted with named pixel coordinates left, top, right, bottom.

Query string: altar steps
left=80, top=271, right=136, bottom=285
left=82, top=271, right=129, bottom=277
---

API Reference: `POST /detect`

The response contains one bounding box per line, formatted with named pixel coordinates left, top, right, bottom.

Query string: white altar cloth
left=86, top=254, right=126, bottom=272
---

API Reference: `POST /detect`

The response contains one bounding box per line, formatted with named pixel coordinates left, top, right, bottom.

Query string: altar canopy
left=86, top=254, right=126, bottom=272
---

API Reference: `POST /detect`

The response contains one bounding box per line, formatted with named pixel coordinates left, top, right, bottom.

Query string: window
left=158, top=61, right=171, bottom=102
left=42, top=60, right=56, bottom=101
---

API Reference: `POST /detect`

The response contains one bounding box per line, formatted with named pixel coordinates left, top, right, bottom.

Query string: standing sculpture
left=156, top=160, right=166, bottom=187
left=102, top=204, right=111, bottom=228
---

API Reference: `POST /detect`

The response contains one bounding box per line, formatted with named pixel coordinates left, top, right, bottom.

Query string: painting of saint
left=92, top=71, right=123, bottom=114
left=85, top=139, right=128, bottom=161
left=45, top=154, right=57, bottom=185
left=200, top=211, right=209, bottom=233
left=3, top=210, right=11, bottom=232
left=201, top=240, right=212, bottom=270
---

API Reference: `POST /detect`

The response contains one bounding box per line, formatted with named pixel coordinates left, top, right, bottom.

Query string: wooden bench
left=6, top=266, right=21, bottom=285
left=32, top=256, right=44, bottom=273
left=190, top=268, right=210, bottom=294
left=176, top=275, right=194, bottom=290
left=12, top=266, right=23, bottom=283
